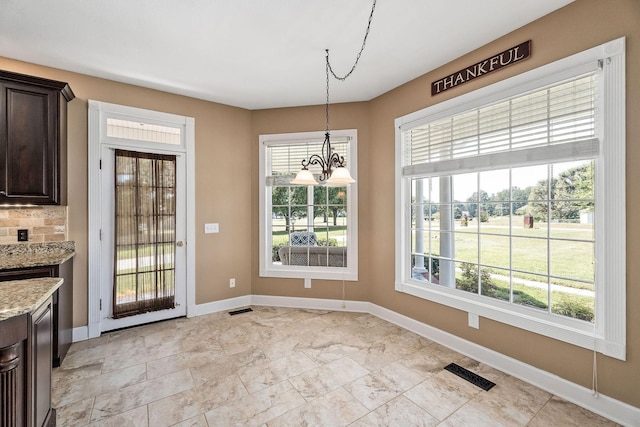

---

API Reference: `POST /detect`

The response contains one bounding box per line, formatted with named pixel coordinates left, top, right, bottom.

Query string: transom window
left=259, top=130, right=358, bottom=281
left=107, top=118, right=182, bottom=145
left=395, top=38, right=626, bottom=359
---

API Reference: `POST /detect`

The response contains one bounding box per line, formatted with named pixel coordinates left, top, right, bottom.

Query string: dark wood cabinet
left=0, top=70, right=74, bottom=205
left=0, top=259, right=73, bottom=367
left=0, top=296, right=56, bottom=427
left=0, top=314, right=28, bottom=427
left=30, top=300, right=54, bottom=427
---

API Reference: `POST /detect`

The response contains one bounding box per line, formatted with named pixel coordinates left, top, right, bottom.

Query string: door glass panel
left=113, top=149, right=177, bottom=318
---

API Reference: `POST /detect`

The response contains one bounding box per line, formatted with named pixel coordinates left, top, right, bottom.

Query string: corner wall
left=365, top=0, right=640, bottom=408
left=0, top=57, right=254, bottom=328
left=250, top=103, right=371, bottom=303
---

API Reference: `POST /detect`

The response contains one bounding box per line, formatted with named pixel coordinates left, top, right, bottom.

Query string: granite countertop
left=0, top=241, right=75, bottom=270
left=0, top=277, right=63, bottom=321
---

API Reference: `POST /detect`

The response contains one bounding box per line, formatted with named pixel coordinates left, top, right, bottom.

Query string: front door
left=100, top=146, right=187, bottom=331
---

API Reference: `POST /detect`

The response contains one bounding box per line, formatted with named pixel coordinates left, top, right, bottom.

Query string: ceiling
left=0, top=0, right=573, bottom=110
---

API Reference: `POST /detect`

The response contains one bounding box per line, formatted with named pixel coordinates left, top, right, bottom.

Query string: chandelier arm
left=301, top=154, right=328, bottom=171
left=328, top=152, right=346, bottom=169
left=326, top=0, right=377, bottom=81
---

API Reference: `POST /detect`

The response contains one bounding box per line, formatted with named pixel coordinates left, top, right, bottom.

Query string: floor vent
left=444, top=363, right=496, bottom=391
left=229, top=307, right=253, bottom=316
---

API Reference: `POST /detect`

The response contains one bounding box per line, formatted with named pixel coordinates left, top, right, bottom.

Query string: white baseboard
left=193, top=295, right=252, bottom=317
left=250, top=295, right=639, bottom=427
left=72, top=326, right=88, bottom=342
left=366, top=303, right=639, bottom=427
left=69, top=294, right=639, bottom=426
left=251, top=294, right=370, bottom=313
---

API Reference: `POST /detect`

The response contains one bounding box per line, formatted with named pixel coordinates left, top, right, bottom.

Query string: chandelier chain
left=326, top=0, right=377, bottom=82
left=295, top=1, right=375, bottom=184
left=325, top=0, right=377, bottom=133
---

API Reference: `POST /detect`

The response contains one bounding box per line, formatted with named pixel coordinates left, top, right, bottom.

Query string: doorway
left=88, top=101, right=195, bottom=336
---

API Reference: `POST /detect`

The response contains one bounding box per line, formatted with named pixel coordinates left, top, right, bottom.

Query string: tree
left=272, top=185, right=307, bottom=232
left=313, top=186, right=346, bottom=226
left=552, top=163, right=594, bottom=221
left=465, top=190, right=490, bottom=218
left=527, top=163, right=594, bottom=221
left=493, top=186, right=531, bottom=215
left=528, top=178, right=551, bottom=220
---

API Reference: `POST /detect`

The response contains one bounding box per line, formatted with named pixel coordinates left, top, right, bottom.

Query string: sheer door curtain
left=113, top=150, right=177, bottom=318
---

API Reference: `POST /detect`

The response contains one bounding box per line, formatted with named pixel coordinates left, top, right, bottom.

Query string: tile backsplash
left=0, top=206, right=67, bottom=244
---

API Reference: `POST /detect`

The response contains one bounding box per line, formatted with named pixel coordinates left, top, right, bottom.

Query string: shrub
left=553, top=300, right=594, bottom=322
left=457, top=262, right=495, bottom=294
left=317, top=238, right=338, bottom=246
left=272, top=245, right=283, bottom=262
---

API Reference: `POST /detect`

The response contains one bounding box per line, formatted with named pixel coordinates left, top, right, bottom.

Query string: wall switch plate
left=229, top=278, right=236, bottom=288
left=17, top=229, right=28, bottom=242
left=468, top=312, right=480, bottom=329
left=204, top=223, right=219, bottom=233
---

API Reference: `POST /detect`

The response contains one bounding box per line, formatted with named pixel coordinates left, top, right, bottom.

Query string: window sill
left=260, top=265, right=357, bottom=281
left=395, top=280, right=624, bottom=360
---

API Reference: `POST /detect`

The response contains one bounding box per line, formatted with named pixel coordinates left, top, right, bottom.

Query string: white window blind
left=266, top=138, right=349, bottom=184
left=402, top=73, right=598, bottom=176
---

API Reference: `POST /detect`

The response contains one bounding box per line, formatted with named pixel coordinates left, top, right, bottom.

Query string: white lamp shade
left=325, top=167, right=355, bottom=186
left=291, top=168, right=318, bottom=185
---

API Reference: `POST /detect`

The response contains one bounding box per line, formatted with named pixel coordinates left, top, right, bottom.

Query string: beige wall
left=365, top=0, right=640, bottom=408
left=250, top=103, right=371, bottom=302
left=1, top=0, right=638, bottom=409
left=252, top=0, right=640, bottom=408
left=0, top=58, right=253, bottom=325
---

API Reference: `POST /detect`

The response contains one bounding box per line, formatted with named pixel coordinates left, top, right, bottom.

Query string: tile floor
left=52, top=306, right=618, bottom=426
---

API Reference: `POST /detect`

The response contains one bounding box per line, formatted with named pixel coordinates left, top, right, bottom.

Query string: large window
left=395, top=38, right=626, bottom=359
left=259, top=130, right=358, bottom=281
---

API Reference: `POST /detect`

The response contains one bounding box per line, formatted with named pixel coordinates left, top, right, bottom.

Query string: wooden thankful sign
left=431, top=40, right=531, bottom=96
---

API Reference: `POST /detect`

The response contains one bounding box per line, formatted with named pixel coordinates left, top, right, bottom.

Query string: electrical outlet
left=468, top=312, right=480, bottom=329
left=229, top=278, right=236, bottom=288
left=17, top=229, right=28, bottom=242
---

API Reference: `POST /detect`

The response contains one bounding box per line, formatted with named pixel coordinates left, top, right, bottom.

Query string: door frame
left=100, top=145, right=186, bottom=331
left=87, top=100, right=196, bottom=338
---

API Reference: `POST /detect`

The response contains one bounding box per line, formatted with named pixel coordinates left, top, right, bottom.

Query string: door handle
left=176, top=241, right=184, bottom=247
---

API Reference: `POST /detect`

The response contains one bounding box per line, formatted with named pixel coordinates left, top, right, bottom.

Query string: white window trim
left=259, top=129, right=358, bottom=281
left=395, top=38, right=626, bottom=360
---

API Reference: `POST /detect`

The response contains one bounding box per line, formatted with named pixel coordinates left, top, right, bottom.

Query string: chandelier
left=291, top=0, right=377, bottom=187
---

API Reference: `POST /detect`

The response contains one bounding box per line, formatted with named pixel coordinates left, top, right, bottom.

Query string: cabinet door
left=0, top=314, right=28, bottom=427
left=0, top=264, right=73, bottom=367
left=31, top=300, right=53, bottom=427
left=0, top=81, right=60, bottom=204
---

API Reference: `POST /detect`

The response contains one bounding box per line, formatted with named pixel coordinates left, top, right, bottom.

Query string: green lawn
left=415, top=215, right=595, bottom=290
left=456, top=269, right=594, bottom=322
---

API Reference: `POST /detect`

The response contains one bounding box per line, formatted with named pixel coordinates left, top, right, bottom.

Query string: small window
left=259, top=130, right=358, bottom=281
left=107, top=118, right=182, bottom=145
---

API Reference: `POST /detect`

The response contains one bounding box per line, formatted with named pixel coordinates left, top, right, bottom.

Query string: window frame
left=259, top=129, right=358, bottom=281
left=395, top=38, right=626, bottom=360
